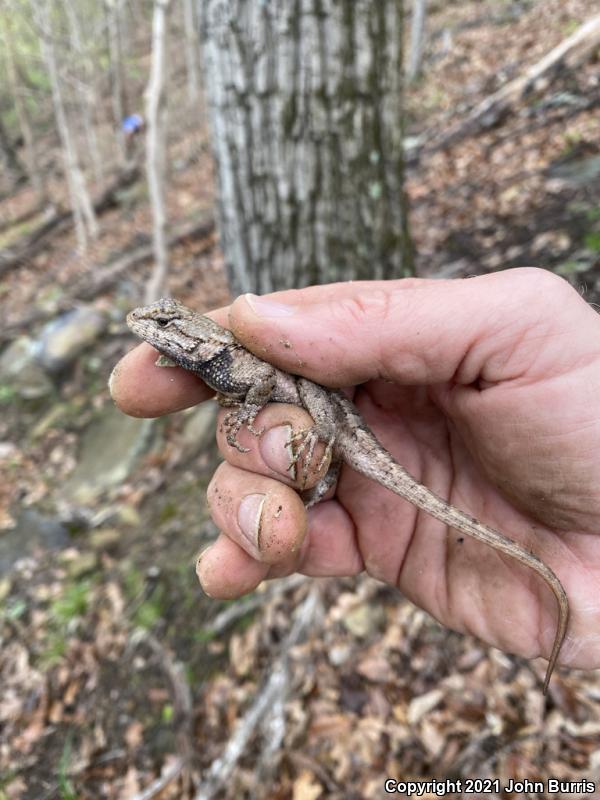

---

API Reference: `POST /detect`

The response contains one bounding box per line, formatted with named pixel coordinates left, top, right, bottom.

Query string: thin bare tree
left=144, top=0, right=171, bottom=302
left=105, top=0, right=129, bottom=166
left=1, top=14, right=47, bottom=200
left=34, top=0, right=98, bottom=250
left=181, top=0, right=200, bottom=108
left=407, top=0, right=428, bottom=83
left=63, top=0, right=104, bottom=185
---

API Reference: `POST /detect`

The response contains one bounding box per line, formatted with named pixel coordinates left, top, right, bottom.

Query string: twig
left=425, top=14, right=600, bottom=153
left=194, top=585, right=323, bottom=800
left=130, top=630, right=194, bottom=795
left=131, top=757, right=186, bottom=800
left=207, top=574, right=308, bottom=635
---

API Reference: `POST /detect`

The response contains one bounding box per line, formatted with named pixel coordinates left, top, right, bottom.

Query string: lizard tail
left=342, top=427, right=569, bottom=694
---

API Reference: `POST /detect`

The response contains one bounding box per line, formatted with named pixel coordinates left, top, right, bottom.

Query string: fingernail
left=196, top=545, right=215, bottom=597
left=107, top=365, right=118, bottom=398
left=260, top=425, right=297, bottom=479
left=238, top=494, right=266, bottom=557
left=245, top=293, right=296, bottom=318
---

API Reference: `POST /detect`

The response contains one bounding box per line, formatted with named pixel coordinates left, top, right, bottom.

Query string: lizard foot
left=223, top=404, right=263, bottom=453
left=288, top=428, right=334, bottom=486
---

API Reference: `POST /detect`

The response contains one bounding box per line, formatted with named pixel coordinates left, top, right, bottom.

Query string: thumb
left=228, top=269, right=581, bottom=388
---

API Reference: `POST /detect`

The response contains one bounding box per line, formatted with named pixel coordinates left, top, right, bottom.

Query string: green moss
left=58, top=735, right=77, bottom=800
left=159, top=501, right=179, bottom=523
left=39, top=580, right=93, bottom=665
left=584, top=232, right=600, bottom=252
left=134, top=598, right=163, bottom=630
left=0, top=385, right=18, bottom=406
left=51, top=580, right=90, bottom=622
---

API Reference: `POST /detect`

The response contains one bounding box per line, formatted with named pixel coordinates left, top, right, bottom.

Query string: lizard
left=126, top=297, right=569, bottom=693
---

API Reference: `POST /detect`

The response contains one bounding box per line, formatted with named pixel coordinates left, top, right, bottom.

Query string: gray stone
left=62, top=406, right=155, bottom=503
left=88, top=528, right=122, bottom=550
left=181, top=402, right=218, bottom=458
left=37, top=306, right=107, bottom=373
left=0, top=509, right=70, bottom=575
left=548, top=155, right=600, bottom=188
left=0, top=336, right=54, bottom=399
left=59, top=549, right=98, bottom=577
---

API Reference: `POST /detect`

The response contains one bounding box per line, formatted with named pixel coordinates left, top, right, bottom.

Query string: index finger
left=111, top=304, right=232, bottom=417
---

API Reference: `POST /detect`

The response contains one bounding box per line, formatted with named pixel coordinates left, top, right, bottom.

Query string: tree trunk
left=144, top=0, right=171, bottom=303
left=407, top=0, right=427, bottom=83
left=0, top=114, right=26, bottom=184
left=106, top=0, right=129, bottom=166
left=34, top=0, right=98, bottom=251
left=2, top=15, right=47, bottom=200
left=64, top=0, right=104, bottom=186
left=199, top=0, right=413, bottom=295
left=182, top=0, right=200, bottom=106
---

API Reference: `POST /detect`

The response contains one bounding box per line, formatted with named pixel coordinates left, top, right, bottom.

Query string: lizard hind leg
left=288, top=428, right=335, bottom=487
left=301, top=458, right=341, bottom=507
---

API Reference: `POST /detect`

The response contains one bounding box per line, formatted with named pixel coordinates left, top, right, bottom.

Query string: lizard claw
left=222, top=405, right=264, bottom=452
left=287, top=428, right=333, bottom=487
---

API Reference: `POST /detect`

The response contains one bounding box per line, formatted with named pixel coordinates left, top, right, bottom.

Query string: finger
left=229, top=268, right=593, bottom=387
left=207, top=462, right=308, bottom=564
left=111, top=305, right=233, bottom=417
left=215, top=403, right=329, bottom=489
left=196, top=533, right=270, bottom=599
left=207, top=462, right=364, bottom=574
left=110, top=343, right=211, bottom=417
left=197, top=499, right=365, bottom=599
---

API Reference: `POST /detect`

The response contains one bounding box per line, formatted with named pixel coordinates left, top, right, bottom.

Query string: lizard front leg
left=217, top=373, right=277, bottom=453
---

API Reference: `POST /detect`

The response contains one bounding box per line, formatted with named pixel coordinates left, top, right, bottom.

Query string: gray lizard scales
left=127, top=297, right=569, bottom=693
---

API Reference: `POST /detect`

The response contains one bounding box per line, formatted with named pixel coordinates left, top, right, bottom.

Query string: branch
left=426, top=14, right=600, bottom=153
left=194, top=585, right=323, bottom=800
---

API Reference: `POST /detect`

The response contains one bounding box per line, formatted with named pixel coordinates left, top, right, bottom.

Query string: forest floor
left=1, top=0, right=600, bottom=798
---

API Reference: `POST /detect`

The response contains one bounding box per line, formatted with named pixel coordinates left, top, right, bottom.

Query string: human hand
left=111, top=268, right=600, bottom=673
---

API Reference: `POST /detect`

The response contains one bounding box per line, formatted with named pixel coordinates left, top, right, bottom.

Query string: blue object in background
left=122, top=114, right=144, bottom=135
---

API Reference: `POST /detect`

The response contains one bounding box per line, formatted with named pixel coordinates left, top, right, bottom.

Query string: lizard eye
left=156, top=317, right=171, bottom=327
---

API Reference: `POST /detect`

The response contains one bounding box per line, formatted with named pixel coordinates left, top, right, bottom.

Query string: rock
left=37, top=306, right=107, bottom=373
left=181, top=402, right=218, bottom=458
left=0, top=509, right=70, bottom=575
left=0, top=336, right=54, bottom=399
left=342, top=603, right=386, bottom=638
left=548, top=154, right=600, bottom=189
left=115, top=504, right=142, bottom=528
left=62, top=406, right=154, bottom=503
left=407, top=688, right=444, bottom=726
left=0, top=576, right=11, bottom=602
left=30, top=402, right=71, bottom=439
left=88, top=528, right=121, bottom=550
left=328, top=643, right=353, bottom=666
left=59, top=549, right=97, bottom=578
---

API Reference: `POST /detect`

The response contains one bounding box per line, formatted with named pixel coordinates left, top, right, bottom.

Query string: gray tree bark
left=182, top=0, right=200, bottom=106
left=2, top=15, right=46, bottom=199
left=64, top=0, right=104, bottom=185
left=407, top=0, right=427, bottom=83
left=34, top=0, right=98, bottom=251
left=144, top=0, right=171, bottom=303
left=199, top=0, right=413, bottom=295
left=106, top=0, right=128, bottom=166
left=0, top=114, right=25, bottom=183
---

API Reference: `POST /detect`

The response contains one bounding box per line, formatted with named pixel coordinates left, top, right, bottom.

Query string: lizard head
left=127, top=298, right=235, bottom=365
